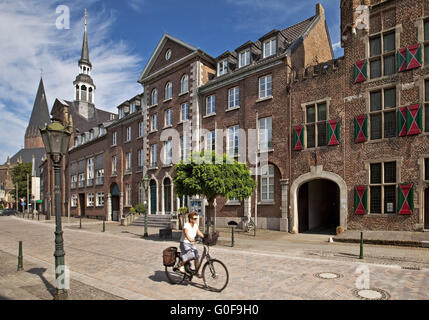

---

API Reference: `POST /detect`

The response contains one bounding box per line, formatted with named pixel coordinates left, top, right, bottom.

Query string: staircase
left=131, top=214, right=172, bottom=229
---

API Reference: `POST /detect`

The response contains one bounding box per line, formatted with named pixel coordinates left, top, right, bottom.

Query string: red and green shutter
left=398, top=107, right=408, bottom=137
left=354, top=114, right=368, bottom=143
left=398, top=44, right=422, bottom=72
left=398, top=183, right=414, bottom=215
left=293, top=126, right=304, bottom=151
left=327, top=119, right=341, bottom=146
left=353, top=60, right=368, bottom=84
left=406, top=104, right=422, bottom=135
left=354, top=185, right=368, bottom=215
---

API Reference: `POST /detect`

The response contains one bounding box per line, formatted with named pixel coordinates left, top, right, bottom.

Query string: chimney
left=316, top=3, right=325, bottom=18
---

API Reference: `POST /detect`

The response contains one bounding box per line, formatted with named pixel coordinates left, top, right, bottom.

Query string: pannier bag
left=163, top=247, right=177, bottom=266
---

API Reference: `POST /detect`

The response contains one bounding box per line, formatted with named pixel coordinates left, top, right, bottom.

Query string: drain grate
left=401, top=266, right=421, bottom=270
left=351, top=288, right=390, bottom=300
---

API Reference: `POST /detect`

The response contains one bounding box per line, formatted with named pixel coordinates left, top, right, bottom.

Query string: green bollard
left=102, top=219, right=105, bottom=232
left=231, top=227, right=235, bottom=247
left=17, top=241, right=23, bottom=271
left=359, top=232, right=364, bottom=259
left=80, top=216, right=82, bottom=229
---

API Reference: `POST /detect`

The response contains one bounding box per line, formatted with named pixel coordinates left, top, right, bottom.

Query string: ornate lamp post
left=40, top=120, right=71, bottom=300
left=143, top=175, right=150, bottom=238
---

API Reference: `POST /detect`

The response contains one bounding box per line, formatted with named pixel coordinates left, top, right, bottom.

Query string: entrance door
left=79, top=194, right=85, bottom=217
left=164, top=178, right=172, bottom=214
left=425, top=188, right=429, bottom=230
left=150, top=180, right=157, bottom=215
left=111, top=196, right=119, bottom=221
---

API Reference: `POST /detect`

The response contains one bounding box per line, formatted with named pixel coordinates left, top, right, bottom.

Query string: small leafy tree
left=9, top=163, right=32, bottom=207
left=174, top=151, right=256, bottom=239
left=129, top=207, right=136, bottom=215
left=135, top=204, right=146, bottom=215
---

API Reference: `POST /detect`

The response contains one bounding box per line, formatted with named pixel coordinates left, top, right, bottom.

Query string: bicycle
left=164, top=238, right=229, bottom=292
left=243, top=217, right=255, bottom=233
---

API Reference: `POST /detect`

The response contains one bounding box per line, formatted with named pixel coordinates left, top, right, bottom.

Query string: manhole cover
left=351, top=288, right=390, bottom=300
left=314, top=272, right=343, bottom=280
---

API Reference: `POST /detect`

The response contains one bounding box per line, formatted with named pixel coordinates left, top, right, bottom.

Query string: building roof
left=25, top=78, right=50, bottom=139
left=280, top=15, right=317, bottom=43
left=9, top=148, right=46, bottom=175
left=79, top=23, right=91, bottom=67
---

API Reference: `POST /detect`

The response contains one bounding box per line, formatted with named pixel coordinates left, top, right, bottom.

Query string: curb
left=333, top=237, right=426, bottom=248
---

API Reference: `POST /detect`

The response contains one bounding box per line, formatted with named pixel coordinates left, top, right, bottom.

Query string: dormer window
left=119, top=108, right=124, bottom=119
left=263, top=38, right=277, bottom=58
left=81, top=134, right=86, bottom=144
left=165, top=82, right=172, bottom=100
left=130, top=101, right=136, bottom=113
left=89, top=130, right=94, bottom=140
left=217, top=60, right=228, bottom=76
left=151, top=89, right=158, bottom=105
left=239, top=50, right=250, bottom=68
left=74, top=137, right=79, bottom=147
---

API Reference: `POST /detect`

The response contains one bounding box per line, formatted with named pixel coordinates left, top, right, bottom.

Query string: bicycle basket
left=203, top=231, right=219, bottom=246
left=162, top=247, right=177, bottom=266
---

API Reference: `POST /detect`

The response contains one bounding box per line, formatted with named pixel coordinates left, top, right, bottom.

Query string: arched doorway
left=150, top=180, right=157, bottom=215
left=298, top=179, right=340, bottom=233
left=110, top=183, right=120, bottom=221
left=164, top=177, right=172, bottom=215
left=425, top=187, right=429, bottom=230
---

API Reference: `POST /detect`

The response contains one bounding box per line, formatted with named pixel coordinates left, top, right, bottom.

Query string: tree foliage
left=9, top=163, right=32, bottom=203
left=134, top=204, right=146, bottom=214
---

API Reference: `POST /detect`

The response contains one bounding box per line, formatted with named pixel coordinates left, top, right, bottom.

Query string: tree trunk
left=207, top=198, right=214, bottom=240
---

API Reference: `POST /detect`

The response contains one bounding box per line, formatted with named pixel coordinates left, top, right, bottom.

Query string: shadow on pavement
left=148, top=271, right=219, bottom=293
left=27, top=268, right=56, bottom=298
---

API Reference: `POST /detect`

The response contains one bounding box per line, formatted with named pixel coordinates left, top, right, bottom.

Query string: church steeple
left=73, top=9, right=96, bottom=120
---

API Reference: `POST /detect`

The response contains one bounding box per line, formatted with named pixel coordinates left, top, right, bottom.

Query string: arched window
left=151, top=89, right=158, bottom=105
left=81, top=85, right=87, bottom=101
left=260, top=165, right=275, bottom=202
left=88, top=87, right=93, bottom=103
left=180, top=74, right=188, bottom=94
left=75, top=85, right=79, bottom=100
left=165, top=82, right=172, bottom=100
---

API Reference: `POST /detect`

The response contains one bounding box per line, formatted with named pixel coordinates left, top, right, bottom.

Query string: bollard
left=231, top=227, right=235, bottom=247
left=80, top=216, right=82, bottom=229
left=102, top=218, right=105, bottom=232
left=17, top=241, right=23, bottom=271
left=38, top=213, right=40, bottom=220
left=359, top=232, right=364, bottom=259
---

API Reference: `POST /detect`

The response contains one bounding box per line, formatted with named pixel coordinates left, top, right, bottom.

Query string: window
left=151, top=89, right=158, bottom=105
left=263, top=38, right=277, bottom=58
left=87, top=193, right=94, bottom=207
left=130, top=102, right=136, bottom=113
left=119, top=108, right=125, bottom=119
left=89, top=130, right=94, bottom=140
left=228, top=87, right=239, bottom=109
left=239, top=50, right=250, bottom=68
left=259, top=75, right=272, bottom=99
left=217, top=60, right=228, bottom=76
left=99, top=127, right=106, bottom=135
left=206, top=131, right=216, bottom=152
left=425, top=80, right=429, bottom=132
left=181, top=75, right=189, bottom=93
left=74, top=137, right=78, bottom=147
left=138, top=182, right=144, bottom=204
left=165, top=82, right=172, bottom=100
left=151, top=114, right=158, bottom=131
left=206, top=95, right=216, bottom=115
left=78, top=173, right=85, bottom=188
left=71, top=195, right=78, bottom=207
left=81, top=134, right=86, bottom=144
left=165, top=140, right=172, bottom=165
left=151, top=144, right=157, bottom=167
left=126, top=184, right=131, bottom=206
left=139, top=121, right=144, bottom=137
left=369, top=31, right=396, bottom=78
left=87, top=158, right=94, bottom=187
left=180, top=135, right=190, bottom=161
left=305, top=102, right=327, bottom=148
left=138, top=149, right=144, bottom=170
left=369, top=87, right=396, bottom=140
left=96, top=192, right=104, bottom=207
left=370, top=162, right=397, bottom=214
left=125, top=127, right=132, bottom=142
left=71, top=175, right=77, bottom=189
left=259, top=117, right=273, bottom=151
left=165, top=109, right=172, bottom=127
left=425, top=158, right=429, bottom=181
left=165, top=49, right=172, bottom=60
left=126, top=152, right=132, bottom=172
left=181, top=103, right=189, bottom=122
left=424, top=20, right=429, bottom=65
left=112, top=132, right=117, bottom=146
left=227, top=125, right=239, bottom=157
left=96, top=169, right=104, bottom=185
left=261, top=165, right=275, bottom=202
left=112, top=156, right=117, bottom=175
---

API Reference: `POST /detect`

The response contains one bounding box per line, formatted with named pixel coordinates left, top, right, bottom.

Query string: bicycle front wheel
left=202, top=259, right=229, bottom=292
left=165, top=265, right=186, bottom=285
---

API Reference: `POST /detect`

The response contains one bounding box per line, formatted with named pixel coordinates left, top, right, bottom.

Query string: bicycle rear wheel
left=202, top=259, right=229, bottom=292
left=165, top=264, right=186, bottom=285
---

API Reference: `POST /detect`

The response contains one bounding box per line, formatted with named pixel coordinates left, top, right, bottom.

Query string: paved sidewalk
left=334, top=230, right=429, bottom=248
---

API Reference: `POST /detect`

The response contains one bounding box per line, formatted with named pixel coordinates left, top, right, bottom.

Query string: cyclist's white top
left=180, top=222, right=198, bottom=244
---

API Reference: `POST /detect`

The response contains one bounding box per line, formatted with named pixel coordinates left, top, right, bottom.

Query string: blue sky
left=0, top=0, right=342, bottom=164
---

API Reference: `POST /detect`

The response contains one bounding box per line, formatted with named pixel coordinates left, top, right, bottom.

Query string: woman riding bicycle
left=179, top=212, right=204, bottom=274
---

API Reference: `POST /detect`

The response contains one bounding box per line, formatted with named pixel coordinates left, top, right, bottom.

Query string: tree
left=9, top=163, right=32, bottom=208
left=135, top=204, right=146, bottom=214
left=173, top=151, right=256, bottom=239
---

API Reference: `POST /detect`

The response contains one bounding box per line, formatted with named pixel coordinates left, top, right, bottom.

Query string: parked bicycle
left=163, top=235, right=229, bottom=292
left=243, top=217, right=255, bottom=233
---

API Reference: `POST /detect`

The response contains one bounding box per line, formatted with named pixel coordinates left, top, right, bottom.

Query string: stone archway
left=290, top=165, right=348, bottom=233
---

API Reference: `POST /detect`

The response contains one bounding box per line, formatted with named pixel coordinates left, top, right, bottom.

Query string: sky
left=0, top=0, right=342, bottom=164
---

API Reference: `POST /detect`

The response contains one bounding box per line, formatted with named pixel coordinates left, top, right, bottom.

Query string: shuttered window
left=369, top=162, right=397, bottom=214
left=306, top=102, right=327, bottom=148
left=369, top=87, right=396, bottom=140
left=369, top=31, right=396, bottom=78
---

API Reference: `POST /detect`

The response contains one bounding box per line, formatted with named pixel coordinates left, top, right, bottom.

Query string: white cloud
left=0, top=0, right=143, bottom=164
left=128, top=0, right=144, bottom=13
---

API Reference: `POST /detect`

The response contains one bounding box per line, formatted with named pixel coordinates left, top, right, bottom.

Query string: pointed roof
left=26, top=78, right=50, bottom=137
left=79, top=9, right=91, bottom=67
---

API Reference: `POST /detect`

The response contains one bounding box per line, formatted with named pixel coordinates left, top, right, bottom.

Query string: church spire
left=79, top=8, right=91, bottom=67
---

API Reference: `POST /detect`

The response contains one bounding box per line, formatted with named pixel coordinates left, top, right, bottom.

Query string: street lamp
left=143, top=175, right=150, bottom=237
left=40, top=120, right=71, bottom=300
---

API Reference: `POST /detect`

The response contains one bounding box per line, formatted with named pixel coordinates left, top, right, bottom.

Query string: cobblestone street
left=0, top=216, right=428, bottom=300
